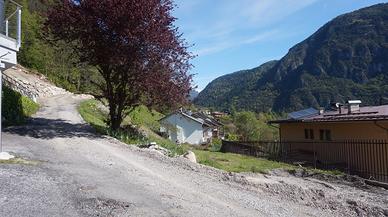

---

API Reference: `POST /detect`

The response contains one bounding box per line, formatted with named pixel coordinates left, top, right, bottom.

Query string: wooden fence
left=221, top=140, right=388, bottom=183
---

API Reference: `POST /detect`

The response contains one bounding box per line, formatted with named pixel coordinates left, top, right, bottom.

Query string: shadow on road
left=4, top=118, right=103, bottom=140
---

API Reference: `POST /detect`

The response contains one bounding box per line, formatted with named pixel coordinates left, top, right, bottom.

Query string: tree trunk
left=108, top=100, right=124, bottom=131
left=109, top=113, right=122, bottom=131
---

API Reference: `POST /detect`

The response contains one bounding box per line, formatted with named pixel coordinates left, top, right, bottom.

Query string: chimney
left=347, top=100, right=361, bottom=114
left=331, top=102, right=343, bottom=114
left=319, top=108, right=324, bottom=115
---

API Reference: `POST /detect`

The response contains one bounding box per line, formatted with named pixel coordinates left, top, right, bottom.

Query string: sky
left=172, top=0, right=388, bottom=91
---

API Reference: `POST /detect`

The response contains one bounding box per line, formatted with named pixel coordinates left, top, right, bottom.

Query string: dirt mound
left=239, top=169, right=388, bottom=216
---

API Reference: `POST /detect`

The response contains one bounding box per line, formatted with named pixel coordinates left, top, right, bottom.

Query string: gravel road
left=1, top=94, right=387, bottom=217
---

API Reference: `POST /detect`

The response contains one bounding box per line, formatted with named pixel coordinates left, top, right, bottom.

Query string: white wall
left=160, top=113, right=204, bottom=145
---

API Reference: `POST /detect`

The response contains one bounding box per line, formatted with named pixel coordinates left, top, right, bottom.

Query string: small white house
left=159, top=110, right=220, bottom=145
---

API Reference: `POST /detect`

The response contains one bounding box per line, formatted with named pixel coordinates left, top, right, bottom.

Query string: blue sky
left=173, top=0, right=388, bottom=91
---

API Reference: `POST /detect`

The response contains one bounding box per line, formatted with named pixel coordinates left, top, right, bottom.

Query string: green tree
left=46, top=0, right=193, bottom=130
left=233, top=111, right=261, bottom=141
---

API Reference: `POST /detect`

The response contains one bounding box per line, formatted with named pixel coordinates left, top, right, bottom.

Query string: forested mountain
left=195, top=61, right=277, bottom=111
left=195, top=3, right=388, bottom=112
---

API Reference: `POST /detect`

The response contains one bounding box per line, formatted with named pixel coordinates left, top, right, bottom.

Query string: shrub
left=210, top=138, right=222, bottom=152
left=2, top=86, right=39, bottom=126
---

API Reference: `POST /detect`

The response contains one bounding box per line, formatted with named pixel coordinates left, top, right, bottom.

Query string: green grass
left=78, top=99, right=107, bottom=133
left=194, top=149, right=345, bottom=175
left=3, top=86, right=39, bottom=126
left=194, top=150, right=295, bottom=173
left=126, top=105, right=164, bottom=132
left=21, top=97, right=39, bottom=117
left=0, top=157, right=40, bottom=165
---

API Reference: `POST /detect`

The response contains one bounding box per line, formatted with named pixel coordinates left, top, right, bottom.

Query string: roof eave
left=269, top=117, right=388, bottom=124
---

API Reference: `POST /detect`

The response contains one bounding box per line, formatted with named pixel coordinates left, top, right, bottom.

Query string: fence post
left=346, top=140, right=350, bottom=174
left=313, top=141, right=317, bottom=169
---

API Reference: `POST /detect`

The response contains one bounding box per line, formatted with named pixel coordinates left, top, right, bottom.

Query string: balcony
left=0, top=0, right=21, bottom=70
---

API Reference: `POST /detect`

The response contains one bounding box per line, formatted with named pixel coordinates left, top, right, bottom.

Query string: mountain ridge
left=195, top=3, right=388, bottom=112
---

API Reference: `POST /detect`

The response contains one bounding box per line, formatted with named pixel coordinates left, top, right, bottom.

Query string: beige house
left=270, top=101, right=388, bottom=141
left=269, top=101, right=388, bottom=182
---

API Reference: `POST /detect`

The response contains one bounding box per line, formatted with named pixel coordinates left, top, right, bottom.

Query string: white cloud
left=241, top=30, right=280, bottom=44
left=193, top=29, right=280, bottom=56
left=240, top=0, right=317, bottom=25
left=194, top=43, right=231, bottom=56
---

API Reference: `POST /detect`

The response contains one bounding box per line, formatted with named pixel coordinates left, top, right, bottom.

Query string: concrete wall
left=279, top=121, right=388, bottom=141
left=160, top=113, right=205, bottom=145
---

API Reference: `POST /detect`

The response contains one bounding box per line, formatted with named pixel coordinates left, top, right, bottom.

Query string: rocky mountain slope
left=195, top=3, right=388, bottom=112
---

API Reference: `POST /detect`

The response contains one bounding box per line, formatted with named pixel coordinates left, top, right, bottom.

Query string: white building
left=0, top=0, right=22, bottom=159
left=159, top=110, right=221, bottom=145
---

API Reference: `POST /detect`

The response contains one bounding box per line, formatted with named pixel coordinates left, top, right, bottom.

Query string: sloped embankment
left=3, top=65, right=68, bottom=102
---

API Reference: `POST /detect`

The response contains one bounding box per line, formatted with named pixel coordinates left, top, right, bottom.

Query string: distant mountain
left=195, top=61, right=278, bottom=111
left=188, top=90, right=199, bottom=101
left=195, top=3, right=388, bottom=112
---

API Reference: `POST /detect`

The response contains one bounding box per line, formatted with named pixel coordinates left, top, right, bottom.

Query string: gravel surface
left=1, top=93, right=387, bottom=217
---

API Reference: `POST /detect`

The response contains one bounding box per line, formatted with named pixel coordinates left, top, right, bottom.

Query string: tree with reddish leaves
left=45, top=0, right=193, bottom=130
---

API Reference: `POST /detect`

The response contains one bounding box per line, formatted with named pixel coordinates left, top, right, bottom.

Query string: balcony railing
left=1, top=0, right=22, bottom=50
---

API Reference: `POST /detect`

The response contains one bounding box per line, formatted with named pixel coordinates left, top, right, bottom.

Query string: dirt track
left=0, top=93, right=387, bottom=217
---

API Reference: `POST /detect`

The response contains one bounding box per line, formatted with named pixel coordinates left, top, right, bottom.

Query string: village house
left=269, top=100, right=388, bottom=182
left=269, top=100, right=388, bottom=141
left=159, top=109, right=222, bottom=145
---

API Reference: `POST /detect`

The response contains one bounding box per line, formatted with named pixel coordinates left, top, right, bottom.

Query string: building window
left=320, top=130, right=325, bottom=140
left=309, top=129, right=314, bottom=140
left=304, top=129, right=314, bottom=140
left=325, top=130, right=332, bottom=141
left=319, top=129, right=332, bottom=141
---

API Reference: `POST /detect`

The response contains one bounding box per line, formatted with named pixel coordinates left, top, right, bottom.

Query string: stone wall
left=3, top=65, right=68, bottom=102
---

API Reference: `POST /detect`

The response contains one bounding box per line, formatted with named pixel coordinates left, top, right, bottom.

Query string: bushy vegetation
left=220, top=111, right=279, bottom=141
left=127, top=105, right=164, bottom=132
left=2, top=86, right=39, bottom=126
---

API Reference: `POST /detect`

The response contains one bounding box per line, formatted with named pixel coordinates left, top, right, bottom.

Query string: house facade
left=271, top=101, right=388, bottom=141
left=159, top=110, right=221, bottom=145
left=269, top=101, right=388, bottom=182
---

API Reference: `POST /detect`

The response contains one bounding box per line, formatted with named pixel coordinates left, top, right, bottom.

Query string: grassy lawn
left=193, top=149, right=344, bottom=175
left=194, top=150, right=295, bottom=173
left=78, top=99, right=107, bottom=133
